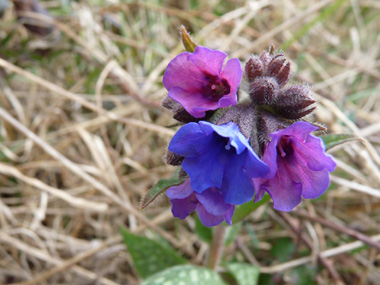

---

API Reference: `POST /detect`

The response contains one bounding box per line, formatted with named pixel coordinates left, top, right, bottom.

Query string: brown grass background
left=1, top=0, right=380, bottom=284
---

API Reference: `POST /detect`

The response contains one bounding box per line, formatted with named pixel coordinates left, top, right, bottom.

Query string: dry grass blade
left=0, top=162, right=108, bottom=211
left=0, top=58, right=174, bottom=137
left=1, top=0, right=380, bottom=283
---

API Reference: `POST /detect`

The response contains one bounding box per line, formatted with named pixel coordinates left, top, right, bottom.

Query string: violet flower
left=253, top=121, right=336, bottom=211
left=168, top=121, right=269, bottom=205
left=163, top=46, right=242, bottom=118
left=166, top=178, right=234, bottom=227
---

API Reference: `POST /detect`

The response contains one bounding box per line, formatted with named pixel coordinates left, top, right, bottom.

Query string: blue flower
left=168, top=121, right=269, bottom=205
left=166, top=178, right=234, bottom=227
left=253, top=121, right=336, bottom=211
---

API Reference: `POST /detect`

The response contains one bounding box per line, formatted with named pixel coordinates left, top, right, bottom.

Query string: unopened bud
left=259, top=51, right=271, bottom=70
left=166, top=150, right=184, bottom=166
left=272, top=86, right=316, bottom=119
left=256, top=111, right=290, bottom=156
left=162, top=97, right=201, bottom=123
left=249, top=77, right=279, bottom=105
left=267, top=55, right=291, bottom=87
left=245, top=56, right=264, bottom=82
left=180, top=25, right=197, bottom=53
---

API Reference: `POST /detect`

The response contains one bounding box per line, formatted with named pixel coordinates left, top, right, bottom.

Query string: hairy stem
left=207, top=225, right=227, bottom=269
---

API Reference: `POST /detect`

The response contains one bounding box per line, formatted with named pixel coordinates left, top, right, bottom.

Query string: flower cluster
left=160, top=36, right=336, bottom=227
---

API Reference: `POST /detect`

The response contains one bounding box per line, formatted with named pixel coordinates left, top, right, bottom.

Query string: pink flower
left=166, top=178, right=235, bottom=227
left=253, top=121, right=336, bottom=211
left=163, top=46, right=242, bottom=118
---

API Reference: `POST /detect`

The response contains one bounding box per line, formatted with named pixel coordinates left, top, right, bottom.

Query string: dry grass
left=1, top=0, right=380, bottom=284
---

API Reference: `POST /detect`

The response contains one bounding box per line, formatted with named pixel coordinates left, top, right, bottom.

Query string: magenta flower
left=163, top=46, right=242, bottom=118
left=166, top=178, right=235, bottom=227
left=253, top=121, right=336, bottom=211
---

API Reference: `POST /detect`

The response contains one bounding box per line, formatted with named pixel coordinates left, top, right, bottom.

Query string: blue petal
left=200, top=121, right=247, bottom=154
left=223, top=206, right=235, bottom=225
left=170, top=198, right=197, bottom=220
left=169, top=123, right=213, bottom=157
left=182, top=136, right=228, bottom=192
left=166, top=178, right=193, bottom=199
left=195, top=188, right=230, bottom=216
left=244, top=149, right=269, bottom=178
left=166, top=179, right=197, bottom=219
left=220, top=151, right=256, bottom=205
left=196, top=204, right=225, bottom=227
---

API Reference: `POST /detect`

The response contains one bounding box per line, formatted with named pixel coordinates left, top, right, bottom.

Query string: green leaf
left=120, top=227, right=187, bottom=279
left=270, top=237, right=296, bottom=263
left=291, top=265, right=317, bottom=285
left=231, top=194, right=270, bottom=224
left=224, top=223, right=241, bottom=246
left=195, top=215, right=213, bottom=244
left=142, top=265, right=226, bottom=285
left=226, top=263, right=260, bottom=285
left=140, top=168, right=185, bottom=209
left=321, top=134, right=363, bottom=151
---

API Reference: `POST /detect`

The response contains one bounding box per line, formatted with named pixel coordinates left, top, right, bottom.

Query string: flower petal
left=289, top=151, right=332, bottom=199
left=195, top=188, right=230, bottom=216
left=220, top=151, right=256, bottom=205
left=182, top=136, right=228, bottom=192
left=244, top=149, right=270, bottom=178
left=200, top=121, right=247, bottom=154
left=221, top=57, right=242, bottom=95
left=292, top=135, right=336, bottom=172
left=168, top=122, right=213, bottom=157
left=271, top=121, right=318, bottom=142
left=168, top=87, right=213, bottom=118
left=263, top=158, right=303, bottom=211
left=190, top=46, right=227, bottom=75
left=170, top=197, right=197, bottom=220
left=166, top=178, right=193, bottom=199
left=196, top=204, right=225, bottom=227
left=261, top=135, right=280, bottom=179
left=163, top=52, right=204, bottom=91
left=223, top=206, right=235, bottom=225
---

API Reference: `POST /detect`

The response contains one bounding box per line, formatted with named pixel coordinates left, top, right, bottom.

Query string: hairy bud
left=267, top=55, right=291, bottom=87
left=259, top=51, right=272, bottom=68
left=162, top=97, right=203, bottom=123
left=256, top=111, right=290, bottom=156
left=245, top=56, right=264, bottom=82
left=166, top=150, right=184, bottom=166
left=272, top=85, right=316, bottom=119
left=249, top=77, right=279, bottom=105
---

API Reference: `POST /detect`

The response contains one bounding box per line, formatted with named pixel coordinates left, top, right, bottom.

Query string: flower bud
left=166, top=150, right=184, bottom=166
left=272, top=86, right=316, bottom=119
left=162, top=97, right=202, bottom=123
left=267, top=55, right=291, bottom=87
left=249, top=77, right=279, bottom=105
left=245, top=56, right=264, bottom=82
left=256, top=111, right=290, bottom=155
left=259, top=51, right=272, bottom=69
left=215, top=104, right=256, bottom=139
left=180, top=25, right=197, bottom=53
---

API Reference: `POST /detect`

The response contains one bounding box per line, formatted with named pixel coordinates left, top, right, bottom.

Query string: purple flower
left=253, top=121, right=336, bottom=211
left=163, top=46, right=242, bottom=118
left=166, top=178, right=234, bottom=227
left=168, top=121, right=269, bottom=205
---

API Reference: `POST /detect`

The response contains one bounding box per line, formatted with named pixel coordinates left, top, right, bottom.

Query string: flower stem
left=206, top=224, right=227, bottom=270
